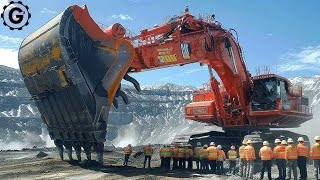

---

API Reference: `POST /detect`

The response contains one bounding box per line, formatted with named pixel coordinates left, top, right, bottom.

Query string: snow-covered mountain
left=0, top=65, right=319, bottom=149
left=289, top=76, right=320, bottom=142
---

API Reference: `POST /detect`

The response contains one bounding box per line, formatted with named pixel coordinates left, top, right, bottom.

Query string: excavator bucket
left=18, top=5, right=135, bottom=152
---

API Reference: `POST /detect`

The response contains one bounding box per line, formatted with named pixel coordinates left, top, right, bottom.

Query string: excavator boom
left=18, top=5, right=312, bottom=163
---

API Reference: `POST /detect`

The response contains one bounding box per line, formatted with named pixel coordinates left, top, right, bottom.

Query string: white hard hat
left=128, top=144, right=132, bottom=147
left=203, top=144, right=208, bottom=148
left=148, top=143, right=151, bottom=146
left=246, top=140, right=252, bottom=144
left=197, top=142, right=202, bottom=146
left=217, top=145, right=222, bottom=149
left=263, top=141, right=269, bottom=146
left=298, top=137, right=304, bottom=142
left=275, top=139, right=281, bottom=144
left=314, top=136, right=320, bottom=141
left=231, top=146, right=235, bottom=150
left=287, top=138, right=294, bottom=143
left=210, top=142, right=215, bottom=146
left=281, top=140, right=287, bottom=145
left=242, top=139, right=247, bottom=145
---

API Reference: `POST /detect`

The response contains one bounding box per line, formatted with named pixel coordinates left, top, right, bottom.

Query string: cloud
left=266, top=33, right=273, bottom=37
left=278, top=45, right=320, bottom=73
left=184, top=68, right=206, bottom=74
left=0, top=48, right=19, bottom=69
left=40, top=8, right=56, bottom=14
left=110, top=14, right=134, bottom=21
left=0, top=35, right=22, bottom=48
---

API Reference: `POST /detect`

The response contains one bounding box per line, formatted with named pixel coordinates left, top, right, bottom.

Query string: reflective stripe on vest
left=163, top=147, right=171, bottom=158
left=207, top=146, right=218, bottom=160
left=171, top=148, right=179, bottom=158
left=297, top=143, right=309, bottom=157
left=228, top=150, right=237, bottom=160
left=286, top=145, right=298, bottom=160
left=239, top=145, right=246, bottom=159
left=178, top=148, right=185, bottom=158
left=274, top=145, right=286, bottom=159
left=260, top=146, right=273, bottom=160
left=310, top=143, right=320, bottom=160
left=124, top=147, right=132, bottom=154
left=245, top=145, right=256, bottom=161
left=160, top=148, right=165, bottom=157
left=144, top=146, right=153, bottom=156
left=194, top=147, right=202, bottom=158
left=185, top=149, right=193, bottom=158
left=217, top=150, right=225, bottom=161
left=199, top=148, right=209, bottom=159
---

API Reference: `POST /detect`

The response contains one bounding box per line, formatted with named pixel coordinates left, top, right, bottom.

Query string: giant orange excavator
left=18, top=5, right=313, bottom=164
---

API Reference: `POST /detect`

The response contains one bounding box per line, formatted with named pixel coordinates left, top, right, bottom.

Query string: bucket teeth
left=113, top=99, right=119, bottom=109
left=83, top=142, right=92, bottom=161
left=54, top=140, right=64, bottom=161
left=73, top=142, right=82, bottom=162
left=124, top=73, right=141, bottom=92
left=118, top=89, right=128, bottom=105
left=64, top=142, right=73, bottom=161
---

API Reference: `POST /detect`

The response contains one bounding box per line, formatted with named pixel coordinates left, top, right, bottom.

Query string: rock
left=36, top=151, right=48, bottom=158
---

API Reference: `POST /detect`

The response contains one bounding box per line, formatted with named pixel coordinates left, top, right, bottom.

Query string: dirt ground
left=0, top=149, right=318, bottom=180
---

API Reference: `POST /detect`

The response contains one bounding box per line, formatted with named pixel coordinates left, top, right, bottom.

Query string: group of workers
left=122, top=136, right=320, bottom=180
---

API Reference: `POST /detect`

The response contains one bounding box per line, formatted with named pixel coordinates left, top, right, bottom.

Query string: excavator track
left=18, top=5, right=136, bottom=163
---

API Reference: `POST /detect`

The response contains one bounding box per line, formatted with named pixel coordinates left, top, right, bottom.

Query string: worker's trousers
left=209, top=160, right=216, bottom=173
left=143, top=156, right=151, bottom=168
left=260, top=160, right=272, bottom=180
left=172, top=158, right=178, bottom=170
left=187, top=158, right=193, bottom=169
left=314, top=159, right=320, bottom=180
left=286, top=159, right=298, bottom=180
left=229, top=160, right=236, bottom=175
left=195, top=158, right=200, bottom=170
left=246, top=160, right=254, bottom=179
left=160, top=157, right=164, bottom=168
left=297, top=156, right=307, bottom=180
left=163, top=157, right=171, bottom=170
left=216, top=161, right=224, bottom=175
left=276, top=159, right=286, bottom=180
left=239, top=159, right=247, bottom=177
left=200, top=158, right=209, bottom=171
left=178, top=158, right=186, bottom=169
left=123, top=154, right=130, bottom=166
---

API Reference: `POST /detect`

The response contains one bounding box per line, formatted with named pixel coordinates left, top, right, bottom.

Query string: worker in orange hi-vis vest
left=259, top=141, right=273, bottom=180
left=216, top=145, right=226, bottom=175
left=285, top=138, right=298, bottom=180
left=178, top=143, right=186, bottom=169
left=143, top=143, right=153, bottom=168
left=159, top=145, right=165, bottom=168
left=162, top=144, right=172, bottom=170
left=297, top=137, right=309, bottom=180
left=310, top=136, right=320, bottom=180
left=171, top=144, right=179, bottom=170
left=186, top=144, right=193, bottom=170
left=199, top=144, right=209, bottom=172
left=239, top=139, right=247, bottom=177
left=244, top=140, right=256, bottom=179
left=194, top=142, right=202, bottom=170
left=227, top=145, right=237, bottom=175
left=273, top=139, right=287, bottom=180
left=207, top=141, right=218, bottom=174
left=123, top=144, right=133, bottom=166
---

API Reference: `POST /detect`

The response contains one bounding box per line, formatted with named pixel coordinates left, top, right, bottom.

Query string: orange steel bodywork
left=72, top=5, right=312, bottom=130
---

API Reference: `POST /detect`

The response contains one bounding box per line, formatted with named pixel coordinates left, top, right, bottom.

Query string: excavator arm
left=18, top=5, right=312, bottom=163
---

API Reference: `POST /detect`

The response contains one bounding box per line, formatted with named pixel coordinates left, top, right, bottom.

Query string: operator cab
left=251, top=74, right=308, bottom=111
